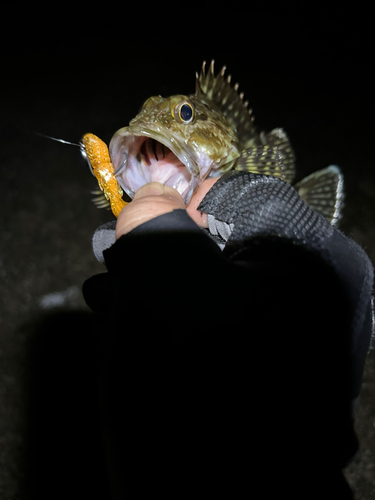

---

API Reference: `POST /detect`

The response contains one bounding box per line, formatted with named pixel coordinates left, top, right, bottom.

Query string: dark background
left=1, top=6, right=374, bottom=499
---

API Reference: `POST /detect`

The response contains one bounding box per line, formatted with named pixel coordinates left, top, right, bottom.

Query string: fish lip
left=109, top=124, right=201, bottom=204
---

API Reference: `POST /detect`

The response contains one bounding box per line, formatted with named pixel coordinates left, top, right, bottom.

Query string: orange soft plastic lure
left=81, top=133, right=128, bottom=218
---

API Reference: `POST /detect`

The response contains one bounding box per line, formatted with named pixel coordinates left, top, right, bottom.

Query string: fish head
left=109, top=93, right=240, bottom=204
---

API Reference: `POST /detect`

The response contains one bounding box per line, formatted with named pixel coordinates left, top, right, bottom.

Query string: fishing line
left=34, top=130, right=96, bottom=176
left=34, top=130, right=81, bottom=147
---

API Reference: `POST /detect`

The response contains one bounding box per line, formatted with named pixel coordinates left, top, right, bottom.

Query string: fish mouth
left=109, top=125, right=201, bottom=205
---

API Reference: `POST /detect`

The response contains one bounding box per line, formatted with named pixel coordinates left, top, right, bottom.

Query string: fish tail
left=294, top=165, right=344, bottom=225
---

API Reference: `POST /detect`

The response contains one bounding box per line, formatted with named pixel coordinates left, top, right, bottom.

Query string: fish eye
left=174, top=101, right=194, bottom=124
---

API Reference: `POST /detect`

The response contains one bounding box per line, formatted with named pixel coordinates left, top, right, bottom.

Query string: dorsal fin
left=195, top=72, right=203, bottom=94
left=260, top=128, right=296, bottom=183
left=198, top=60, right=256, bottom=147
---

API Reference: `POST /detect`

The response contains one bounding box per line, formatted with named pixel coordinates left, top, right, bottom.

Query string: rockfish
left=82, top=60, right=343, bottom=223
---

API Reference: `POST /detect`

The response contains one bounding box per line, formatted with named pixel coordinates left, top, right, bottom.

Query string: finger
left=133, top=182, right=184, bottom=203
left=116, top=182, right=185, bottom=239
left=186, top=177, right=220, bottom=228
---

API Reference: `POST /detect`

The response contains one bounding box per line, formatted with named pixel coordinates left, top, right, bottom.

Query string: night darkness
left=1, top=6, right=375, bottom=499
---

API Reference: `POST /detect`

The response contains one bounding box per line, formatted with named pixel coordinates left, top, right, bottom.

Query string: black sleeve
left=82, top=180, right=373, bottom=498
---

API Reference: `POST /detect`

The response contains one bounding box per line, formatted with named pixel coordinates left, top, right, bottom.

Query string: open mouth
left=140, top=138, right=167, bottom=165
left=109, top=131, right=199, bottom=205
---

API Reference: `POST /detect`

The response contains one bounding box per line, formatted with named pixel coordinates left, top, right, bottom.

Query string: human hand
left=115, top=178, right=219, bottom=240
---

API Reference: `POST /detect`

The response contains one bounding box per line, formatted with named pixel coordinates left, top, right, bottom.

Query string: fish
left=82, top=60, right=344, bottom=224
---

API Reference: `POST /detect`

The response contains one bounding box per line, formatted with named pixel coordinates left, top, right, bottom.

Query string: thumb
left=133, top=182, right=186, bottom=207
left=133, top=182, right=181, bottom=200
left=116, top=182, right=185, bottom=238
left=186, top=177, right=219, bottom=227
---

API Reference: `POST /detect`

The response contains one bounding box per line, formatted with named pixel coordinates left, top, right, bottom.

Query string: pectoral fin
left=91, top=189, right=111, bottom=209
left=234, top=145, right=286, bottom=180
left=295, top=165, right=344, bottom=225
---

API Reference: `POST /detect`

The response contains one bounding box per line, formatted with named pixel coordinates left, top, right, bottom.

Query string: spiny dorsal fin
left=198, top=60, right=255, bottom=148
left=260, top=128, right=296, bottom=183
left=234, top=145, right=286, bottom=180
left=195, top=72, right=203, bottom=94
left=294, top=165, right=344, bottom=225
